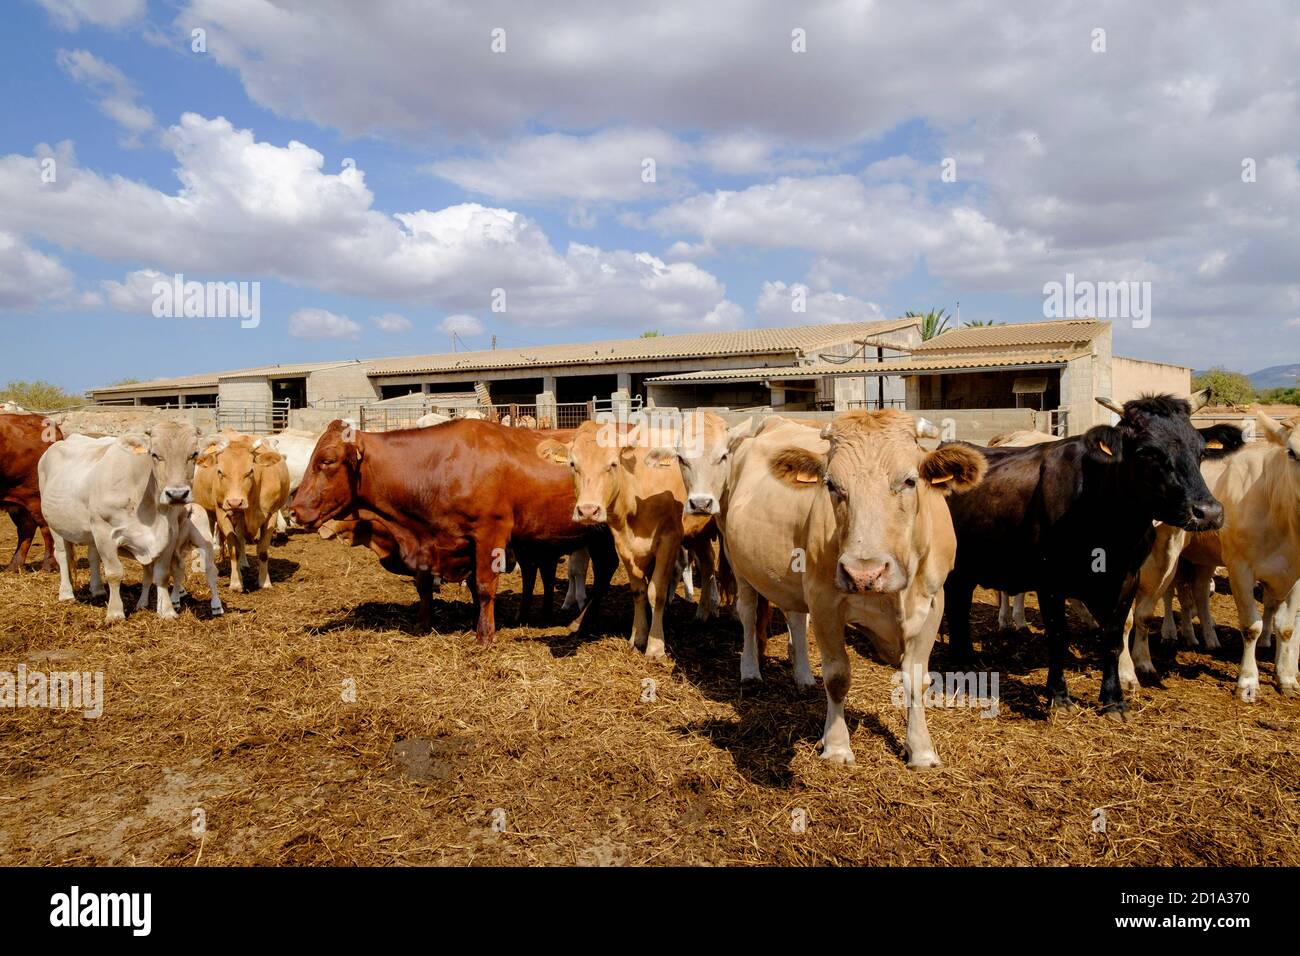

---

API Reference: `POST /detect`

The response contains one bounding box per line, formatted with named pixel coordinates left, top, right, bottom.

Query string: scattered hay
left=1, top=525, right=1297, bottom=865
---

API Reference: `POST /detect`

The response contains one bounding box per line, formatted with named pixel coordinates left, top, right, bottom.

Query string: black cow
left=942, top=391, right=1246, bottom=719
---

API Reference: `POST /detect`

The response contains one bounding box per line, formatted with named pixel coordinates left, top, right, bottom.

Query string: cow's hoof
left=906, top=753, right=942, bottom=771
left=818, top=742, right=855, bottom=765
left=1203, top=637, right=1221, bottom=652
left=1101, top=706, right=1129, bottom=723
left=104, top=611, right=125, bottom=624
left=89, top=588, right=106, bottom=599
left=1278, top=683, right=1298, bottom=698
left=793, top=672, right=816, bottom=691
left=211, top=605, right=224, bottom=617
left=57, top=593, right=75, bottom=603
left=1237, top=680, right=1259, bottom=702
left=739, top=658, right=762, bottom=682
left=644, top=643, right=667, bottom=662
left=157, top=608, right=178, bottom=621
left=1049, top=696, right=1079, bottom=714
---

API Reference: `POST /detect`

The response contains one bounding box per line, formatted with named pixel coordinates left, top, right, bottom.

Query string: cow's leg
left=135, top=562, right=153, bottom=612
left=1118, top=603, right=1138, bottom=692
left=473, top=533, right=509, bottom=643
left=1012, top=593, right=1028, bottom=629
left=573, top=533, right=616, bottom=637
left=902, top=594, right=944, bottom=769
left=92, top=525, right=128, bottom=623
left=1040, top=592, right=1076, bottom=711
left=810, top=601, right=853, bottom=764
left=5, top=509, right=36, bottom=572
left=736, top=578, right=764, bottom=682
left=787, top=610, right=814, bottom=690
left=1228, top=559, right=1263, bottom=701
left=194, top=523, right=223, bottom=616
left=1171, top=577, right=1194, bottom=647
left=255, top=522, right=273, bottom=590
left=1128, top=586, right=1159, bottom=685
left=87, top=539, right=104, bottom=597
left=628, top=569, right=650, bottom=652
left=689, top=538, right=718, bottom=623
left=646, top=537, right=682, bottom=662
left=37, top=516, right=58, bottom=573
left=1192, top=565, right=1219, bottom=650
left=996, top=591, right=1011, bottom=630
left=943, top=578, right=976, bottom=664
left=516, top=557, right=537, bottom=625
left=227, top=523, right=246, bottom=592
left=1098, top=611, right=1129, bottom=720
left=1273, top=581, right=1300, bottom=697
left=1070, top=598, right=1099, bottom=629
left=53, top=531, right=76, bottom=602
left=152, top=554, right=178, bottom=620
left=678, top=549, right=695, bottom=602
left=539, top=557, right=557, bottom=625
left=561, top=548, right=588, bottom=611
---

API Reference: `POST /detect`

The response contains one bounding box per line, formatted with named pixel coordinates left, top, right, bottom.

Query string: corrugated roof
left=365, top=319, right=918, bottom=376
left=913, top=319, right=1107, bottom=351
left=647, top=351, right=1080, bottom=383
left=91, top=360, right=363, bottom=395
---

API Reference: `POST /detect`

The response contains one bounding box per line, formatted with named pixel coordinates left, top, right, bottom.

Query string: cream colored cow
left=194, top=433, right=291, bottom=592
left=728, top=410, right=986, bottom=767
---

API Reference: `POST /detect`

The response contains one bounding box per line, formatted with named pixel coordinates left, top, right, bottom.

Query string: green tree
left=640, top=330, right=662, bottom=338
left=1191, top=367, right=1255, bottom=406
left=906, top=309, right=952, bottom=341
left=108, top=377, right=142, bottom=386
left=962, top=319, right=1003, bottom=328
left=0, top=380, right=83, bottom=411
left=1260, top=387, right=1300, bottom=406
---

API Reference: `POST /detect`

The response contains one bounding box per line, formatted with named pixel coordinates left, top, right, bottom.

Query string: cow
left=194, top=434, right=291, bottom=592
left=1, top=401, right=29, bottom=414
left=536, top=417, right=719, bottom=662
left=943, top=391, right=1241, bottom=719
left=290, top=419, right=617, bottom=640
left=38, top=422, right=211, bottom=622
left=1123, top=411, right=1296, bottom=700
left=0, top=412, right=62, bottom=572
left=737, top=410, right=987, bottom=766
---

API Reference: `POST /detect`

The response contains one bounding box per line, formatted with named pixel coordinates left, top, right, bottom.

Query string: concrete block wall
left=306, top=363, right=379, bottom=405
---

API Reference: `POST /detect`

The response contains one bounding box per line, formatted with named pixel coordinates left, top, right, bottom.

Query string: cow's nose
left=224, top=497, right=247, bottom=511
left=164, top=487, right=191, bottom=504
left=1190, top=500, right=1224, bottom=530
left=838, top=557, right=891, bottom=593
left=687, top=495, right=716, bottom=514
left=574, top=503, right=602, bottom=521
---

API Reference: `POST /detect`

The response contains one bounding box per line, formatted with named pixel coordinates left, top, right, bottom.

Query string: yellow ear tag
left=1099, top=441, right=1113, bottom=456
left=930, top=474, right=952, bottom=484
left=1206, top=440, right=1223, bottom=449
left=796, top=472, right=819, bottom=483
left=130, top=444, right=148, bottom=455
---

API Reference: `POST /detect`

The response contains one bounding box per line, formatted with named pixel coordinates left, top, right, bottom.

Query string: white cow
left=134, top=503, right=224, bottom=616
left=415, top=411, right=451, bottom=428
left=39, top=422, right=215, bottom=622
left=1, top=401, right=29, bottom=414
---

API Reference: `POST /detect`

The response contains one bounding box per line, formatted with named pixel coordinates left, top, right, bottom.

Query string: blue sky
left=2, top=1, right=1297, bottom=392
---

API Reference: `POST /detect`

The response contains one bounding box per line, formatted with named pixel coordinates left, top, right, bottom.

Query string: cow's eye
left=151, top=452, right=161, bottom=461
left=903, top=476, right=917, bottom=490
left=825, top=476, right=841, bottom=496
left=245, top=470, right=254, bottom=478
left=217, top=470, right=225, bottom=478
left=1289, top=448, right=1299, bottom=462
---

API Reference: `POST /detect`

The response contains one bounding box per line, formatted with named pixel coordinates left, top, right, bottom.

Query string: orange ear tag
left=1099, top=442, right=1113, bottom=456
left=930, top=474, right=952, bottom=484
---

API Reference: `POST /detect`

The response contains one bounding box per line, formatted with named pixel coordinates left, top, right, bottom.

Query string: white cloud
left=755, top=282, right=886, bottom=326
left=290, top=308, right=361, bottom=340
left=38, top=0, right=145, bottom=30
left=439, top=314, right=484, bottom=336
left=0, top=232, right=76, bottom=311
left=100, top=267, right=166, bottom=312
left=56, top=49, right=155, bottom=145
left=0, top=115, right=740, bottom=330
left=371, top=312, right=412, bottom=332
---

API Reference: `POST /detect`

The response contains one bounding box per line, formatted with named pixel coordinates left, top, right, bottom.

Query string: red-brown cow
left=0, top=412, right=63, bottom=572
left=290, top=419, right=616, bottom=640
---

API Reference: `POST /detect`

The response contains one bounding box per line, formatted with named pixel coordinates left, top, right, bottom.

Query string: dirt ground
left=1, top=522, right=1297, bottom=866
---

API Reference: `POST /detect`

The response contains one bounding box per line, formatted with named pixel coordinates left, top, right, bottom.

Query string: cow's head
left=200, top=435, right=283, bottom=515
left=1091, top=390, right=1238, bottom=531
left=288, top=420, right=359, bottom=530
left=538, top=419, right=640, bottom=524
left=645, top=415, right=752, bottom=517
left=770, top=410, right=986, bottom=594
left=123, top=421, right=207, bottom=506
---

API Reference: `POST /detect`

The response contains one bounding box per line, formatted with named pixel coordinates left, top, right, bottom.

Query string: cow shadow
left=309, top=595, right=475, bottom=637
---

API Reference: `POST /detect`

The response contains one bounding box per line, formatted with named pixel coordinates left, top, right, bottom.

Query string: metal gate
left=217, top=398, right=290, bottom=433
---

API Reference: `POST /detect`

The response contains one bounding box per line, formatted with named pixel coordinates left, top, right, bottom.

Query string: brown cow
left=195, top=434, right=291, bottom=591
left=538, top=417, right=719, bottom=661
left=290, top=419, right=616, bottom=640
left=0, top=413, right=62, bottom=572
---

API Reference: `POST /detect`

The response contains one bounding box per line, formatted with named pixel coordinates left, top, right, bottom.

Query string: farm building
left=85, top=317, right=1189, bottom=439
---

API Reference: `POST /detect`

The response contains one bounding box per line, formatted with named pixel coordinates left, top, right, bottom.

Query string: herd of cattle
left=1, top=388, right=1297, bottom=769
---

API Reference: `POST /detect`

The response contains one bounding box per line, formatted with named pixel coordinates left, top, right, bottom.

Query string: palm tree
left=962, top=319, right=1003, bottom=328
left=906, top=309, right=952, bottom=341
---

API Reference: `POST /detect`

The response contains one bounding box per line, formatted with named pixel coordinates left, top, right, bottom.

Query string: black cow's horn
left=1189, top=387, right=1212, bottom=412
left=1095, top=397, right=1125, bottom=417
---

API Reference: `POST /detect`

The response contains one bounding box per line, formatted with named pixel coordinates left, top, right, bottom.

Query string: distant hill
left=1192, top=364, right=1300, bottom=389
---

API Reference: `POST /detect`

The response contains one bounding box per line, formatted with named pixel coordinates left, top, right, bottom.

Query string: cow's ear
left=536, top=439, right=570, bottom=464
left=1256, top=411, right=1292, bottom=447
left=1084, top=425, right=1123, bottom=464
left=1199, top=423, right=1246, bottom=457
left=253, top=447, right=285, bottom=466
left=769, top=448, right=826, bottom=486
left=726, top=418, right=753, bottom=453
left=117, top=433, right=150, bottom=456
left=920, top=444, right=986, bottom=494
left=644, top=447, right=677, bottom=468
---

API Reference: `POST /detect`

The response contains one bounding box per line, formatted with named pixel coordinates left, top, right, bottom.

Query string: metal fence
left=359, top=399, right=595, bottom=432
left=217, top=398, right=290, bottom=433
left=844, top=398, right=907, bottom=411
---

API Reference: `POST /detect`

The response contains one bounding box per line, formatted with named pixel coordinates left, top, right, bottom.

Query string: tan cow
left=538, top=417, right=717, bottom=661
left=195, top=433, right=291, bottom=592
left=729, top=410, right=986, bottom=767
left=1125, top=411, right=1300, bottom=700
